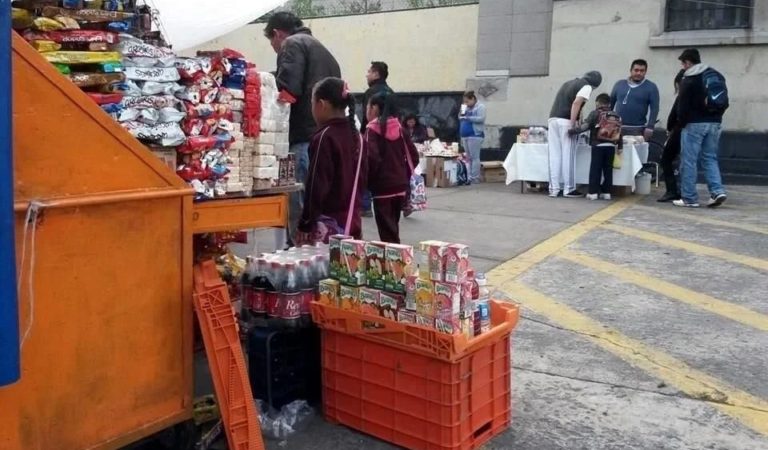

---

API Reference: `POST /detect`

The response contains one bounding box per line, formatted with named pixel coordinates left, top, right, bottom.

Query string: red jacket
left=365, top=118, right=419, bottom=197
left=299, top=118, right=367, bottom=238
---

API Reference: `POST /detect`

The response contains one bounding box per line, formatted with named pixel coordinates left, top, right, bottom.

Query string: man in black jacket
left=673, top=48, right=728, bottom=208
left=360, top=61, right=395, bottom=216
left=265, top=12, right=341, bottom=241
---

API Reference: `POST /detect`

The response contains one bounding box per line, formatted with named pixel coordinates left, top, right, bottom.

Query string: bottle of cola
left=279, top=262, right=301, bottom=329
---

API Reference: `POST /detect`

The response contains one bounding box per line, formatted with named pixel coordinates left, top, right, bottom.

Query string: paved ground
left=135, top=182, right=768, bottom=450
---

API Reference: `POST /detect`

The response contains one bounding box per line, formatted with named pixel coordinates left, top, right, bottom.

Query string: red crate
left=314, top=300, right=518, bottom=450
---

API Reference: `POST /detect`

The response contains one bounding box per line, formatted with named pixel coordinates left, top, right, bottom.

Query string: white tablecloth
left=503, top=143, right=647, bottom=190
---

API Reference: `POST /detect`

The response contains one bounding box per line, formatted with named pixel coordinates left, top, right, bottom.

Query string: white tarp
left=148, top=0, right=288, bottom=51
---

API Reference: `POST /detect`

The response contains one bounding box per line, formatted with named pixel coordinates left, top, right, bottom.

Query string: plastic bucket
left=636, top=172, right=652, bottom=195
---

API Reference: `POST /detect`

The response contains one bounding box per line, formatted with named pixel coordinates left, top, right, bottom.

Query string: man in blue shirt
left=610, top=59, right=660, bottom=140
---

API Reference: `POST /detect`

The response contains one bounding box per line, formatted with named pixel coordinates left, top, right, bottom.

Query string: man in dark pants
left=360, top=61, right=395, bottom=217
left=264, top=12, right=341, bottom=243
left=658, top=70, right=686, bottom=202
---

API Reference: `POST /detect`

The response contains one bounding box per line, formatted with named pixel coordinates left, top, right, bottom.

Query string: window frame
left=664, top=0, right=754, bottom=32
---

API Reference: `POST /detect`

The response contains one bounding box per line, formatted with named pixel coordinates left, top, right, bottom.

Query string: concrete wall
left=186, top=4, right=479, bottom=93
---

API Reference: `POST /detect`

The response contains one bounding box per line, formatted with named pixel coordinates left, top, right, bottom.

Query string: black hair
left=678, top=48, right=701, bottom=64
left=631, top=59, right=648, bottom=69
left=463, top=90, right=477, bottom=101
left=674, top=69, right=685, bottom=88
left=313, top=77, right=357, bottom=133
left=370, top=61, right=389, bottom=81
left=595, top=93, right=611, bottom=105
left=264, top=12, right=303, bottom=38
left=368, top=91, right=398, bottom=142
left=403, top=113, right=419, bottom=126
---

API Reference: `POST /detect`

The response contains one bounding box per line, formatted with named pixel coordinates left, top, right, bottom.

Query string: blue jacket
left=610, top=79, right=660, bottom=129
left=459, top=102, right=486, bottom=137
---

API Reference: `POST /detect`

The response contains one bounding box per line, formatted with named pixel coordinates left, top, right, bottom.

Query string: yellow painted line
left=633, top=204, right=768, bottom=236
left=602, top=223, right=768, bottom=272
left=486, top=197, right=640, bottom=286
left=559, top=250, right=768, bottom=332
left=505, top=280, right=768, bottom=436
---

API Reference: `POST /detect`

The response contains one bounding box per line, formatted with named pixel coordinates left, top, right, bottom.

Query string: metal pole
left=0, top=0, right=21, bottom=387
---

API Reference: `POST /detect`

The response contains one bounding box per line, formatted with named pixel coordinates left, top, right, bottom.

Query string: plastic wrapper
left=100, top=103, right=122, bottom=115
left=139, top=108, right=160, bottom=124
left=34, top=17, right=65, bottom=31
left=86, top=42, right=109, bottom=51
left=43, top=51, right=121, bottom=64
left=103, top=0, right=125, bottom=11
left=53, top=64, right=70, bottom=75
left=140, top=81, right=184, bottom=96
left=107, top=21, right=131, bottom=33
left=125, top=66, right=181, bottom=82
left=185, top=103, right=233, bottom=120
left=12, top=8, right=34, bottom=30
left=23, top=30, right=119, bottom=44
left=175, top=58, right=204, bottom=79
left=54, top=16, right=80, bottom=30
left=69, top=72, right=125, bottom=88
left=42, top=6, right=134, bottom=23
left=122, top=121, right=187, bottom=147
left=159, top=107, right=186, bottom=123
left=121, top=94, right=179, bottom=109
left=201, top=88, right=219, bottom=105
left=75, top=61, right=123, bottom=73
left=31, top=40, right=62, bottom=52
left=86, top=92, right=124, bottom=105
left=182, top=118, right=213, bottom=137
left=118, top=108, right=140, bottom=122
left=256, top=400, right=314, bottom=441
left=175, top=86, right=201, bottom=105
left=178, top=133, right=233, bottom=153
left=62, top=0, right=83, bottom=8
left=117, top=40, right=174, bottom=59
left=123, top=56, right=176, bottom=68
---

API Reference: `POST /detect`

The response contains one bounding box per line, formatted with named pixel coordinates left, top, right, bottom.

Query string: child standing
left=295, top=77, right=367, bottom=244
left=570, top=93, right=623, bottom=200
left=365, top=92, right=419, bottom=243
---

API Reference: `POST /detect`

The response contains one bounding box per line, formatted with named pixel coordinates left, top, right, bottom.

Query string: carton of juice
left=317, top=279, right=340, bottom=306
left=359, top=287, right=380, bottom=316
left=415, top=314, right=435, bottom=328
left=445, top=244, right=470, bottom=284
left=339, top=285, right=360, bottom=312
left=435, top=311, right=461, bottom=335
left=415, top=279, right=434, bottom=317
left=384, top=243, right=414, bottom=294
left=424, top=241, right=448, bottom=282
left=397, top=310, right=417, bottom=324
left=365, top=241, right=387, bottom=290
left=379, top=292, right=405, bottom=320
left=405, top=275, right=418, bottom=311
left=340, top=239, right=367, bottom=286
left=329, top=235, right=351, bottom=280
left=434, top=282, right=461, bottom=316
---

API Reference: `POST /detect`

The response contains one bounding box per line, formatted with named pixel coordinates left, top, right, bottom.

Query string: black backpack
left=701, top=68, right=729, bottom=113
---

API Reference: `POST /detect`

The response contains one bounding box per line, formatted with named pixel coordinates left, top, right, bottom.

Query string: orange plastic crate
left=312, top=301, right=519, bottom=450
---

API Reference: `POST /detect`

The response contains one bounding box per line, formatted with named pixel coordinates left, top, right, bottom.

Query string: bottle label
left=252, top=288, right=267, bottom=315
left=300, top=289, right=314, bottom=317
left=266, top=291, right=280, bottom=317
left=281, top=292, right=301, bottom=320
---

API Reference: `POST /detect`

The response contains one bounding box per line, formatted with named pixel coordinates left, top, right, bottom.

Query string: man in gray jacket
left=547, top=71, right=602, bottom=198
left=265, top=12, right=341, bottom=243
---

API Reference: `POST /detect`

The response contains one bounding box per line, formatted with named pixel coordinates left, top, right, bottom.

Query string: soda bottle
left=298, top=259, right=315, bottom=327
left=251, top=258, right=271, bottom=321
left=241, top=256, right=255, bottom=321
left=266, top=261, right=284, bottom=325
left=280, top=262, right=302, bottom=328
left=474, top=273, right=491, bottom=335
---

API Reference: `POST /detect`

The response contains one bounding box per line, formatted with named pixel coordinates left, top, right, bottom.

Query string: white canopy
left=147, top=0, right=288, bottom=51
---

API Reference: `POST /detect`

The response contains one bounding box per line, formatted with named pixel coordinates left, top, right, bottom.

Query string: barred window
left=665, top=0, right=753, bottom=31
left=272, top=0, right=478, bottom=19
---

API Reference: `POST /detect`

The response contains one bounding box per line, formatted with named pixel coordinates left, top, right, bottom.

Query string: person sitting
left=402, top=113, right=430, bottom=144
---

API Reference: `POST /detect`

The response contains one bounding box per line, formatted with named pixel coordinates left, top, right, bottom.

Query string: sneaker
left=564, top=190, right=585, bottom=198
left=657, top=192, right=680, bottom=203
left=586, top=193, right=598, bottom=201
left=672, top=199, right=700, bottom=208
left=599, top=193, right=612, bottom=200
left=707, top=193, right=727, bottom=208
left=548, top=190, right=564, bottom=198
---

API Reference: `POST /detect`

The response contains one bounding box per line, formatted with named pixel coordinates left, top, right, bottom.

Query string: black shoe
left=657, top=192, right=680, bottom=203
left=707, top=193, right=727, bottom=208
left=564, top=190, right=584, bottom=198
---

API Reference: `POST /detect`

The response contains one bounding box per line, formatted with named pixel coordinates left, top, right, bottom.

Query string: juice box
left=397, top=310, right=417, bottom=324
left=435, top=311, right=461, bottom=335
left=380, top=292, right=405, bottom=320
left=317, top=279, right=340, bottom=306
left=329, top=234, right=351, bottom=280
left=415, top=279, right=434, bottom=317
left=339, top=285, right=360, bottom=312
left=423, top=241, right=448, bottom=282
left=415, top=314, right=434, bottom=328
left=445, top=244, right=470, bottom=284
left=384, top=243, right=414, bottom=294
left=340, top=239, right=367, bottom=286
left=365, top=241, right=387, bottom=290
left=405, top=275, right=418, bottom=311
left=359, top=287, right=380, bottom=316
left=434, top=282, right=460, bottom=316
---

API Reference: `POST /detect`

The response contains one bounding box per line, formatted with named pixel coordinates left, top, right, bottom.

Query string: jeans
left=461, top=136, right=483, bottom=183
left=288, top=142, right=310, bottom=244
left=680, top=123, right=725, bottom=204
left=588, top=145, right=615, bottom=195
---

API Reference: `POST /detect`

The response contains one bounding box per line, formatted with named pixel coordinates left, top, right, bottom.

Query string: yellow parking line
left=633, top=205, right=768, bottom=236
left=505, top=280, right=768, bottom=436
left=559, top=250, right=768, bottom=332
left=486, top=197, right=639, bottom=286
left=602, top=223, right=768, bottom=272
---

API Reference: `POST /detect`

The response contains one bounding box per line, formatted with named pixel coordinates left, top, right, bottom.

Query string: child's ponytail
left=314, top=77, right=359, bottom=134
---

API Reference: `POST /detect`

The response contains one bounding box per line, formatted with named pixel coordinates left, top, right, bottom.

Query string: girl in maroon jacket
left=365, top=92, right=420, bottom=243
left=295, top=77, right=366, bottom=244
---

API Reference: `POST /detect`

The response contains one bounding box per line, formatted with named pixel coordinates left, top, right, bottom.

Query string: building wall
left=186, top=4, right=479, bottom=94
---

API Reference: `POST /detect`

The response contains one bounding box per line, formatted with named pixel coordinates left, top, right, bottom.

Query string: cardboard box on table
left=424, top=156, right=458, bottom=188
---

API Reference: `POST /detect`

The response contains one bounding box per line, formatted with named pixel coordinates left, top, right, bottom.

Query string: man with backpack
left=674, top=48, right=728, bottom=208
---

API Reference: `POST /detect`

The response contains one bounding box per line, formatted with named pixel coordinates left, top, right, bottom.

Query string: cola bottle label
left=252, top=288, right=267, bottom=315
left=266, top=291, right=280, bottom=317
left=281, top=292, right=302, bottom=319
left=245, top=289, right=257, bottom=311
left=300, top=289, right=314, bottom=317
